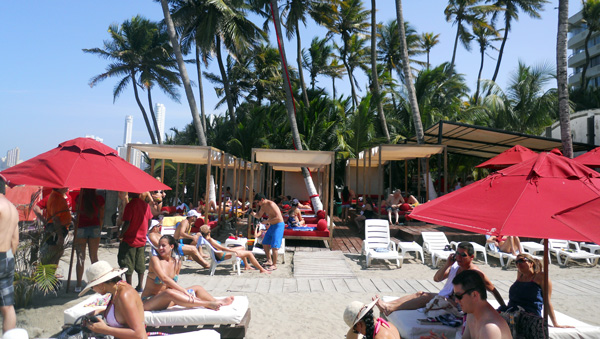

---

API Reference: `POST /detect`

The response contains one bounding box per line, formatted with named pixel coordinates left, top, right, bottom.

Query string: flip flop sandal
left=266, top=265, right=278, bottom=271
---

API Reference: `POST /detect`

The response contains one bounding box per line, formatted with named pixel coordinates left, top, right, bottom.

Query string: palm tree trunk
left=159, top=0, right=207, bottom=146
left=269, top=0, right=322, bottom=211
left=396, top=0, right=424, bottom=144
left=196, top=45, right=207, bottom=135
left=581, top=31, right=592, bottom=90
left=371, top=0, right=391, bottom=143
left=296, top=25, right=310, bottom=108
left=474, top=48, right=485, bottom=103
left=147, top=88, right=163, bottom=144
left=216, top=38, right=236, bottom=124
left=450, top=18, right=462, bottom=70
left=426, top=51, right=430, bottom=70
left=491, top=20, right=509, bottom=83
left=557, top=0, right=573, bottom=158
left=332, top=77, right=337, bottom=99
left=132, top=78, right=157, bottom=144
left=344, top=61, right=358, bottom=109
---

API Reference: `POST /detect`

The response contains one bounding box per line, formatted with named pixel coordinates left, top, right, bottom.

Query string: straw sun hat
left=78, top=261, right=127, bottom=297
left=343, top=298, right=379, bottom=328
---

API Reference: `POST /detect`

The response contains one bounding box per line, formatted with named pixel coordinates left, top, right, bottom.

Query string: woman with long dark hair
left=74, top=189, right=104, bottom=293
left=344, top=298, right=400, bottom=339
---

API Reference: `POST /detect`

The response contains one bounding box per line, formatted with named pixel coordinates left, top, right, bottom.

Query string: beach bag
left=501, top=306, right=548, bottom=339
left=57, top=315, right=90, bottom=339
left=424, top=295, right=462, bottom=318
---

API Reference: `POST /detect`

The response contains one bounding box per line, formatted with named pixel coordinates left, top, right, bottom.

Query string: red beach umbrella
left=0, top=137, right=169, bottom=193
left=575, top=146, right=600, bottom=168
left=411, top=152, right=600, bottom=241
left=553, top=197, right=600, bottom=245
left=475, top=145, right=538, bottom=170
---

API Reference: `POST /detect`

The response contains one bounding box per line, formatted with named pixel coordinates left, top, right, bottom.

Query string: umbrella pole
left=544, top=239, right=549, bottom=326
left=66, top=192, right=84, bottom=292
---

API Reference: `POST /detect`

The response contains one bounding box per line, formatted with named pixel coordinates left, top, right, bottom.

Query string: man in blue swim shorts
left=0, top=174, right=18, bottom=332
left=250, top=193, right=284, bottom=270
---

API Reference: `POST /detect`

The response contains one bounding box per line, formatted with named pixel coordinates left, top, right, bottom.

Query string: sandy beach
left=16, top=241, right=600, bottom=338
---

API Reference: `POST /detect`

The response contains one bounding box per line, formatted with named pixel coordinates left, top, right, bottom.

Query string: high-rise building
left=124, top=115, right=133, bottom=145
left=155, top=103, right=165, bottom=140
left=6, top=147, right=20, bottom=168
left=568, top=10, right=600, bottom=88
left=84, top=135, right=103, bottom=143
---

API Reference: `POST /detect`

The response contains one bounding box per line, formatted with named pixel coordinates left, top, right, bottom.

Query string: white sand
left=16, top=244, right=600, bottom=338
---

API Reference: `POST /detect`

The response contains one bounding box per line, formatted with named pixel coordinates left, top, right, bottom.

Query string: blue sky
left=0, top=1, right=582, bottom=161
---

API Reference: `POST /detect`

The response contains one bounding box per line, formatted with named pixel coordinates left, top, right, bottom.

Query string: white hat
left=78, top=261, right=127, bottom=297
left=343, top=298, right=379, bottom=327
left=187, top=210, right=201, bottom=218
left=149, top=219, right=160, bottom=230
left=292, top=199, right=299, bottom=205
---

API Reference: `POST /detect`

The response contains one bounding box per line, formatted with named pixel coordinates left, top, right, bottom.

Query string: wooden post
left=151, top=159, right=156, bottom=176
left=404, top=161, right=408, bottom=196
left=249, top=151, right=256, bottom=238
left=205, top=149, right=212, bottom=219
left=182, top=163, right=187, bottom=203
left=217, top=152, right=225, bottom=219
left=175, top=163, right=180, bottom=204
left=242, top=162, right=248, bottom=208
left=160, top=159, right=165, bottom=184
left=221, top=155, right=229, bottom=220
left=194, top=165, right=200, bottom=204
left=368, top=149, right=372, bottom=197
left=417, top=158, right=421, bottom=199
left=377, top=146, right=382, bottom=219
left=425, top=158, right=430, bottom=202
left=233, top=158, right=239, bottom=216
left=362, top=151, right=366, bottom=201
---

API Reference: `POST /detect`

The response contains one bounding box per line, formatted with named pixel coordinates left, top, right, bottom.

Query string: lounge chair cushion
left=64, top=294, right=249, bottom=327
left=283, top=228, right=330, bottom=237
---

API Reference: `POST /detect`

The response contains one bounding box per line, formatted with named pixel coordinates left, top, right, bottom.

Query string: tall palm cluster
left=85, top=0, right=572, bottom=166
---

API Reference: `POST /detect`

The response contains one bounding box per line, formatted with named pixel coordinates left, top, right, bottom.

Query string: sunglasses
left=454, top=251, right=468, bottom=257
left=454, top=288, right=476, bottom=300
left=516, top=258, right=530, bottom=264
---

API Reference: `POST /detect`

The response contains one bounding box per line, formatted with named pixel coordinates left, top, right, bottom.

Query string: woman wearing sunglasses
left=344, top=298, right=400, bottom=339
left=498, top=253, right=571, bottom=328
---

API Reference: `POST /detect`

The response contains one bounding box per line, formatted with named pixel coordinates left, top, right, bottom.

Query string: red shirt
left=122, top=198, right=152, bottom=247
left=77, top=195, right=105, bottom=228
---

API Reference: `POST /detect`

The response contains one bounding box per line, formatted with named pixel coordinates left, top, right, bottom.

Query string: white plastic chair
left=548, top=239, right=600, bottom=266
left=580, top=242, right=600, bottom=254
left=485, top=236, right=543, bottom=268
left=421, top=232, right=454, bottom=267
left=362, top=219, right=401, bottom=268
left=251, top=238, right=286, bottom=264
left=199, top=237, right=241, bottom=276
left=450, top=241, right=487, bottom=264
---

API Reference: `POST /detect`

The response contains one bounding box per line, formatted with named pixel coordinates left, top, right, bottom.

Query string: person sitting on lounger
left=497, top=253, right=572, bottom=328
left=287, top=200, right=305, bottom=227
left=355, top=197, right=377, bottom=233
left=142, top=235, right=234, bottom=311
left=198, top=225, right=271, bottom=274
left=375, top=242, right=505, bottom=315
left=147, top=220, right=209, bottom=269
left=344, top=298, right=400, bottom=339
left=174, top=210, right=201, bottom=245
left=386, top=190, right=405, bottom=225
left=79, top=261, right=147, bottom=338
left=486, top=235, right=522, bottom=256
left=198, top=193, right=217, bottom=214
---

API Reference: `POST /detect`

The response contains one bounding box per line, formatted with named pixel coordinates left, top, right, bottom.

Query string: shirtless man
left=174, top=210, right=201, bottom=245
left=250, top=193, right=284, bottom=271
left=375, top=242, right=505, bottom=315
left=453, top=270, right=512, bottom=339
left=0, top=175, right=18, bottom=332
left=386, top=190, right=405, bottom=225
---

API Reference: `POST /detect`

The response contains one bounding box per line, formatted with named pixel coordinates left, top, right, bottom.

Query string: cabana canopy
left=370, top=144, right=445, bottom=161
left=253, top=149, right=335, bottom=167
left=129, top=144, right=223, bottom=164
left=414, top=120, right=594, bottom=158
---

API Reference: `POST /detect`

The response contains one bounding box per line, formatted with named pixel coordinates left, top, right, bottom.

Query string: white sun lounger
left=251, top=238, right=286, bottom=264
left=548, top=239, right=600, bottom=266
left=64, top=293, right=250, bottom=338
left=421, top=232, right=454, bottom=267
left=580, top=242, right=600, bottom=254
left=363, top=219, right=401, bottom=268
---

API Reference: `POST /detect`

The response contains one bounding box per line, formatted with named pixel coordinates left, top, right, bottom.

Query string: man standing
left=250, top=193, right=284, bottom=271
left=386, top=189, right=405, bottom=225
left=174, top=210, right=201, bottom=245
left=0, top=175, right=18, bottom=332
left=44, top=187, right=72, bottom=267
left=452, top=270, right=512, bottom=338
left=376, top=242, right=505, bottom=314
left=118, top=192, right=152, bottom=292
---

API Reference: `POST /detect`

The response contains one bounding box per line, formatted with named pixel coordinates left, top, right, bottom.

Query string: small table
left=397, top=241, right=424, bottom=263
left=225, top=237, right=248, bottom=250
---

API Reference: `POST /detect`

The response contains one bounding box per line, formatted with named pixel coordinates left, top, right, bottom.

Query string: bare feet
left=264, top=261, right=273, bottom=266
left=260, top=267, right=272, bottom=274
left=205, top=301, right=222, bottom=311
left=219, top=296, right=235, bottom=306
left=374, top=295, right=393, bottom=316
left=244, top=265, right=256, bottom=270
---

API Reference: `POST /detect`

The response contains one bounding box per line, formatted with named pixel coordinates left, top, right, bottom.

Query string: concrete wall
left=547, top=109, right=600, bottom=156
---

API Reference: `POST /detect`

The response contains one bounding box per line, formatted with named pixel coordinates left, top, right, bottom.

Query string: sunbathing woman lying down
left=142, top=235, right=234, bottom=311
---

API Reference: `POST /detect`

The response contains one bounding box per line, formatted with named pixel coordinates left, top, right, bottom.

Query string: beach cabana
left=350, top=144, right=447, bottom=215
left=250, top=149, right=336, bottom=247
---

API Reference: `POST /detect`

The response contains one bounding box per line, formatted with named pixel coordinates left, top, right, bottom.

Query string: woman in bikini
left=198, top=225, right=272, bottom=273
left=487, top=235, right=522, bottom=256
left=80, top=261, right=147, bottom=338
left=344, top=298, right=400, bottom=339
left=142, top=235, right=234, bottom=311
left=286, top=201, right=305, bottom=227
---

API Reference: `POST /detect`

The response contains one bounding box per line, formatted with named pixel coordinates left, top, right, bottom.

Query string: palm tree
left=336, top=34, right=370, bottom=108
left=281, top=0, right=335, bottom=108
left=370, top=0, right=391, bottom=143
left=580, top=0, right=600, bottom=90
left=377, top=20, right=424, bottom=82
left=205, top=54, right=253, bottom=110
left=472, top=23, right=501, bottom=102
left=444, top=0, right=497, bottom=69
left=302, top=37, right=333, bottom=90
left=84, top=16, right=177, bottom=145
left=486, top=0, right=548, bottom=83
left=325, top=57, right=347, bottom=99
left=395, top=0, right=425, bottom=144
left=420, top=32, right=441, bottom=69
left=325, top=0, right=370, bottom=109
left=159, top=0, right=207, bottom=145
left=557, top=0, right=573, bottom=157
